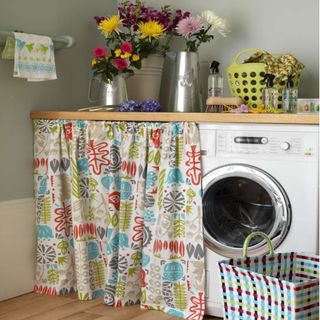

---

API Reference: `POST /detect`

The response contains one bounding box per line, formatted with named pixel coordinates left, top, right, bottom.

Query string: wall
left=0, top=0, right=117, bottom=202
left=144, top=0, right=319, bottom=99
left=0, top=0, right=116, bottom=300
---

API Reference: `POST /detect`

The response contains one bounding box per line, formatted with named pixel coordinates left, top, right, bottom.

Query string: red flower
left=114, top=58, right=129, bottom=70
left=120, top=41, right=132, bottom=53
left=93, top=46, right=106, bottom=58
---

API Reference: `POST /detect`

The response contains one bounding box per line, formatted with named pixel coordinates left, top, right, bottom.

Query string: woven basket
left=219, top=232, right=319, bottom=319
left=226, top=48, right=301, bottom=109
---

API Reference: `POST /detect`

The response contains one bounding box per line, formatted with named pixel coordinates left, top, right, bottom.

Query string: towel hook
left=0, top=30, right=75, bottom=50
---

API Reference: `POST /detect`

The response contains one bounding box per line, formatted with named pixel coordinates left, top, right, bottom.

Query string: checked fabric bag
left=219, top=232, right=319, bottom=320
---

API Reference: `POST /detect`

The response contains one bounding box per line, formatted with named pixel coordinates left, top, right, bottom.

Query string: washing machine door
left=203, top=164, right=291, bottom=258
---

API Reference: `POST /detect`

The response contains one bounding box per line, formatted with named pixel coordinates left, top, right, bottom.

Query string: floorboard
left=0, top=293, right=221, bottom=320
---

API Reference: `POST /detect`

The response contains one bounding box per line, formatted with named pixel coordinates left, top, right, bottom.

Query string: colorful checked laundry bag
left=219, top=232, right=319, bottom=320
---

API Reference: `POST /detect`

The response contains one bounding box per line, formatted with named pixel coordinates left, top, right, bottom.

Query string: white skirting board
left=0, top=198, right=35, bottom=301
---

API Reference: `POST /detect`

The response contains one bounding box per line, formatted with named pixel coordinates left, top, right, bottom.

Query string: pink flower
left=120, top=41, right=133, bottom=53
left=93, top=46, right=106, bottom=58
left=176, top=16, right=204, bottom=38
left=114, top=58, right=129, bottom=70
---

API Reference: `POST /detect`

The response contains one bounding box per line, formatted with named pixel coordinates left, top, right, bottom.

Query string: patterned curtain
left=33, top=120, right=205, bottom=319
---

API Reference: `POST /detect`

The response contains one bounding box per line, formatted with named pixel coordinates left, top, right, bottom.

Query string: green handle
left=231, top=48, right=266, bottom=65
left=231, top=48, right=283, bottom=66
left=242, top=231, right=274, bottom=259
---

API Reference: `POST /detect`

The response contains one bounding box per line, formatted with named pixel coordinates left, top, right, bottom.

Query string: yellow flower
left=122, top=52, right=132, bottom=58
left=115, top=49, right=122, bottom=57
left=138, top=21, right=166, bottom=40
left=91, top=59, right=97, bottom=66
left=98, top=15, right=121, bottom=37
left=132, top=54, right=140, bottom=62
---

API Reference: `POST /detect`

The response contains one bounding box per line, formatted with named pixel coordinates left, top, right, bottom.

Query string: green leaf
left=78, top=292, right=89, bottom=300
left=186, top=188, right=196, bottom=204
left=173, top=282, right=187, bottom=310
left=128, top=140, right=139, bottom=159
left=90, top=177, right=98, bottom=192
left=119, top=201, right=133, bottom=232
left=33, top=120, right=40, bottom=133
left=111, top=213, right=119, bottom=227
left=57, top=256, right=67, bottom=265
left=115, top=279, right=126, bottom=298
left=50, top=125, right=58, bottom=134
left=141, top=289, right=146, bottom=304
left=57, top=240, right=69, bottom=254
left=48, top=268, right=59, bottom=285
left=41, top=196, right=51, bottom=224
left=128, top=267, right=137, bottom=277
left=173, top=219, right=185, bottom=238
left=131, top=251, right=142, bottom=266
left=119, top=122, right=126, bottom=132
left=71, top=159, right=80, bottom=199
left=88, top=206, right=95, bottom=221
left=154, top=150, right=161, bottom=166
left=186, top=205, right=192, bottom=215
left=148, top=150, right=154, bottom=163
left=104, top=124, right=114, bottom=140
left=92, top=260, right=105, bottom=288
left=89, top=177, right=98, bottom=202
left=157, top=169, right=166, bottom=210
left=175, top=136, right=183, bottom=166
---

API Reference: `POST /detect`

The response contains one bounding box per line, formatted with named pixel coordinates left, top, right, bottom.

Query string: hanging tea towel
left=13, top=32, right=57, bottom=81
left=1, top=36, right=15, bottom=60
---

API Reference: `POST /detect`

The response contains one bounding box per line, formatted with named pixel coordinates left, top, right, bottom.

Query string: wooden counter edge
left=30, top=111, right=319, bottom=124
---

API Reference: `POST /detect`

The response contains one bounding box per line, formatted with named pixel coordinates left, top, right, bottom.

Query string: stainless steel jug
left=88, top=75, right=128, bottom=106
left=160, top=51, right=203, bottom=112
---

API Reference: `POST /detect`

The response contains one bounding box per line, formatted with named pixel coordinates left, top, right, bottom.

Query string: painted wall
left=144, top=0, right=319, bottom=99
left=0, top=0, right=116, bottom=202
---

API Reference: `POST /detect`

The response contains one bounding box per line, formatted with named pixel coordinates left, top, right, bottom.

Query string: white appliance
left=199, top=123, right=319, bottom=317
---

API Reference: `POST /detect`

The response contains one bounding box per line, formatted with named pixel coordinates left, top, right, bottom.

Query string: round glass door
left=203, top=164, right=291, bottom=258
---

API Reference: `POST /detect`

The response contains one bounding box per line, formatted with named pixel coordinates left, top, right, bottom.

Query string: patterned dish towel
left=13, top=32, right=57, bottom=81
left=1, top=36, right=15, bottom=60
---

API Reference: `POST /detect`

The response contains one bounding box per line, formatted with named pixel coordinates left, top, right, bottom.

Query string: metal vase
left=160, top=51, right=203, bottom=112
left=88, top=74, right=128, bottom=106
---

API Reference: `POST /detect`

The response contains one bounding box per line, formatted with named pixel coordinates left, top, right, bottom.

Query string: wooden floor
left=0, top=293, right=221, bottom=320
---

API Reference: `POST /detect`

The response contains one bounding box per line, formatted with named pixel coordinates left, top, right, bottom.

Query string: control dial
left=280, top=142, right=290, bottom=151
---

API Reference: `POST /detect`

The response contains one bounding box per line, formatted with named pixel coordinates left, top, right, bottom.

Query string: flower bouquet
left=175, top=10, right=230, bottom=52
left=92, top=1, right=190, bottom=83
left=160, top=10, right=230, bottom=112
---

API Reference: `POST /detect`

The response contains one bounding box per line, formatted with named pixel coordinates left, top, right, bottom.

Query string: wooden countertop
left=30, top=111, right=319, bottom=124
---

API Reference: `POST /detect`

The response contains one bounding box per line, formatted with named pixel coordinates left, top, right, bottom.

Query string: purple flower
left=94, top=16, right=106, bottom=25
left=168, top=10, right=190, bottom=31
left=176, top=16, right=203, bottom=38
left=117, top=100, right=140, bottom=112
left=117, top=100, right=161, bottom=112
left=140, top=100, right=161, bottom=112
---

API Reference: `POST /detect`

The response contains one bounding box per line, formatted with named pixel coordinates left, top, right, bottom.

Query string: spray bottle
left=282, top=75, right=298, bottom=113
left=262, top=74, right=278, bottom=110
left=208, top=61, right=223, bottom=97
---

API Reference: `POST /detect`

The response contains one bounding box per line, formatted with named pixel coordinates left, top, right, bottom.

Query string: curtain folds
left=33, top=120, right=205, bottom=319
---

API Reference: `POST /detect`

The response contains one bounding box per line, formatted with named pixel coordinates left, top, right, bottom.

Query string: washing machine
left=199, top=123, right=319, bottom=317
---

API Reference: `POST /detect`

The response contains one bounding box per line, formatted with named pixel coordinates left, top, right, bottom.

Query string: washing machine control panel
left=207, top=129, right=319, bottom=159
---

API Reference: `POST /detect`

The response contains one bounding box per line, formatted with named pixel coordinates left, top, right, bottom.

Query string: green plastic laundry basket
left=226, top=48, right=301, bottom=109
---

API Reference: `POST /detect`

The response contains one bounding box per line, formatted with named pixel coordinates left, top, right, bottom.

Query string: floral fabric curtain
left=33, top=120, right=205, bottom=319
